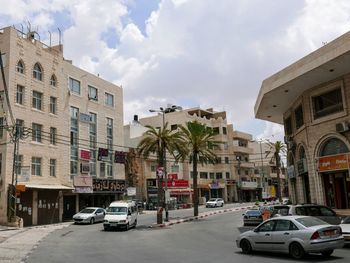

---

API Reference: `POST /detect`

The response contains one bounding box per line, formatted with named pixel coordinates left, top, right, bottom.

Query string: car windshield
left=80, top=208, right=95, bottom=214
left=106, top=207, right=127, bottom=215
left=296, top=217, right=328, bottom=227
left=208, top=199, right=217, bottom=202
left=342, top=216, right=350, bottom=224
left=246, top=210, right=261, bottom=216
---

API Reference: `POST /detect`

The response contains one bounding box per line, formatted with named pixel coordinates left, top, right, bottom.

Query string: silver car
left=73, top=207, right=106, bottom=224
left=236, top=216, right=344, bottom=259
left=205, top=198, right=224, bottom=208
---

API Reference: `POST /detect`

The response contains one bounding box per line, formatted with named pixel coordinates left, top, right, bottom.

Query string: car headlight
left=119, top=220, right=126, bottom=223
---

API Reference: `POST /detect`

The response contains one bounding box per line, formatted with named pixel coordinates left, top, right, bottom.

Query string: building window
left=15, top=155, right=23, bottom=176
left=32, top=123, right=42, bottom=142
left=284, top=116, right=292, bottom=135
left=294, top=105, right=304, bottom=129
left=107, top=163, right=113, bottom=178
left=106, top=117, right=113, bottom=176
left=16, top=60, right=24, bottom=74
left=32, top=91, right=42, bottom=110
left=100, top=163, right=106, bottom=178
left=225, top=157, right=229, bottom=164
left=50, top=127, right=57, bottom=145
left=88, top=85, right=98, bottom=100
left=171, top=165, right=179, bottom=173
left=16, top=119, right=24, bottom=139
left=312, top=88, right=343, bottom=119
left=216, top=172, right=222, bottom=179
left=70, top=107, right=79, bottom=178
left=151, top=164, right=157, bottom=172
left=50, top=74, right=57, bottom=87
left=320, top=138, right=349, bottom=156
left=213, top=127, right=219, bottom=135
left=226, top=172, right=230, bottom=179
left=216, top=157, right=222, bottom=164
left=105, top=93, right=114, bottom=107
left=16, top=85, right=24, bottom=105
left=50, top=96, right=57, bottom=114
left=0, top=117, right=3, bottom=138
left=33, top=63, right=43, bottom=81
left=31, top=157, right=41, bottom=176
left=222, top=127, right=227, bottom=135
left=171, top=124, right=178, bottom=131
left=200, top=172, right=208, bottom=179
left=50, top=159, right=56, bottom=177
left=69, top=77, right=81, bottom=95
left=209, top=173, right=215, bottom=179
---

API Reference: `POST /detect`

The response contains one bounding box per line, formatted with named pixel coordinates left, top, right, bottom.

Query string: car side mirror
left=128, top=212, right=131, bottom=216
left=254, top=228, right=259, bottom=232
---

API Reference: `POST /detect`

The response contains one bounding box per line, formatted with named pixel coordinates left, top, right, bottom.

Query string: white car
left=340, top=216, right=350, bottom=244
left=236, top=216, right=344, bottom=259
left=104, top=201, right=138, bottom=231
left=73, top=207, right=106, bottom=224
left=205, top=198, right=224, bottom=208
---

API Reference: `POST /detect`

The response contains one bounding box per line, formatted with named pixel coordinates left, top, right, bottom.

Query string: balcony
left=232, top=145, right=253, bottom=154
left=232, top=131, right=252, bottom=141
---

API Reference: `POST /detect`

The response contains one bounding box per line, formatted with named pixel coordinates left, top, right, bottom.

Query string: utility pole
left=236, top=156, right=241, bottom=202
left=259, top=141, right=265, bottom=200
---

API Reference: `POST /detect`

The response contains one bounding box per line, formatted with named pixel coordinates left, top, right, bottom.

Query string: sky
left=2, top=0, right=350, bottom=142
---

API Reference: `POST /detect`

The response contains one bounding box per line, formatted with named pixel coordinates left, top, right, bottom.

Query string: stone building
left=255, top=31, right=350, bottom=210
left=0, top=26, right=124, bottom=226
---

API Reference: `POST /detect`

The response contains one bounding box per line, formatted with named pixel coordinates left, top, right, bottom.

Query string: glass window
left=32, top=123, right=42, bottom=142
left=171, top=124, right=178, bottom=131
left=31, top=157, right=41, bottom=176
left=16, top=119, right=24, bottom=139
left=88, top=85, right=98, bottom=100
left=222, top=127, right=227, bottom=134
left=100, top=162, right=105, bottom=178
left=200, top=172, right=208, bottom=179
left=274, top=220, right=292, bottom=231
left=209, top=172, right=215, bottom=179
left=312, top=88, right=343, bottom=119
left=216, top=172, right=222, bottom=179
left=320, top=138, right=349, bottom=156
left=15, top=155, right=23, bottom=176
left=89, top=112, right=97, bottom=176
left=69, top=77, right=80, bottom=94
left=32, top=91, right=42, bottom=110
left=226, top=172, right=230, bottom=179
left=50, top=96, right=57, bottom=114
left=50, top=127, right=57, bottom=145
left=257, top=220, right=275, bottom=232
left=50, top=159, right=56, bottom=177
left=33, top=63, right=42, bottom=81
left=171, top=165, right=179, bottom=173
left=225, top=157, right=229, bottom=164
left=294, top=105, right=304, bottom=129
left=284, top=116, right=292, bottom=135
left=16, top=60, right=24, bottom=74
left=107, top=163, right=113, bottom=177
left=213, top=127, right=219, bottom=135
left=50, top=74, right=57, bottom=87
left=0, top=117, right=3, bottom=138
left=105, top=93, right=114, bottom=107
left=16, top=85, right=24, bottom=105
left=319, top=207, right=335, bottom=216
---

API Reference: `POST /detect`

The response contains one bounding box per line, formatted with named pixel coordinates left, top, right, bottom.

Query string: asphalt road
left=27, top=207, right=350, bottom=263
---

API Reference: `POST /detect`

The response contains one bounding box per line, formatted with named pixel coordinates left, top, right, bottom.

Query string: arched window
left=299, top=146, right=306, bottom=160
left=320, top=138, right=348, bottom=156
left=50, top=74, right=57, bottom=87
left=33, top=63, right=43, bottom=81
left=16, top=60, right=24, bottom=74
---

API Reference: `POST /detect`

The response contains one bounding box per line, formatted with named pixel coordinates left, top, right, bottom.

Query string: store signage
left=114, top=151, right=126, bottom=163
left=98, top=148, right=109, bottom=161
left=318, top=154, right=349, bottom=172
left=18, top=166, right=31, bottom=182
left=73, top=176, right=93, bottom=187
left=80, top=149, right=91, bottom=160
left=80, top=162, right=90, bottom=174
left=93, top=179, right=126, bottom=193
left=162, top=179, right=189, bottom=188
left=74, top=187, right=93, bottom=193
left=168, top=173, right=178, bottom=180
left=147, top=179, right=157, bottom=194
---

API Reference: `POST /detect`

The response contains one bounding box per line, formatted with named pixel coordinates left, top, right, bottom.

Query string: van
left=103, top=201, right=138, bottom=231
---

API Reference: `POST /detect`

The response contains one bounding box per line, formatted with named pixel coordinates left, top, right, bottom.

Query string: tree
left=178, top=121, right=220, bottom=217
left=137, top=123, right=187, bottom=223
left=265, top=140, right=286, bottom=202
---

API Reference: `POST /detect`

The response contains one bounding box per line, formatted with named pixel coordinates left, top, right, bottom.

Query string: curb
left=152, top=205, right=253, bottom=228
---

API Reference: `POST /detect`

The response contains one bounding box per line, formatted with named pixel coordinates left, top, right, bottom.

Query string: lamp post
left=236, top=156, right=241, bottom=203
left=149, top=104, right=182, bottom=222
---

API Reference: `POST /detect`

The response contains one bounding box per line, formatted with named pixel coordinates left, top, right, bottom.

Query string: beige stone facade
left=255, top=30, right=350, bottom=210
left=0, top=26, right=124, bottom=226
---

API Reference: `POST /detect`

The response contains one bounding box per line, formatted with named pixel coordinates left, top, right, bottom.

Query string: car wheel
left=134, top=219, right=137, bottom=228
left=90, top=218, right=95, bottom=224
left=289, top=242, right=305, bottom=259
left=104, top=225, right=109, bottom=231
left=125, top=223, right=129, bottom=231
left=221, top=203, right=224, bottom=207
left=321, top=250, right=334, bottom=257
left=240, top=239, right=252, bottom=254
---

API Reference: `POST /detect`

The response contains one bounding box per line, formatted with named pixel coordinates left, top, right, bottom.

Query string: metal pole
left=236, top=156, right=241, bottom=202
left=162, top=112, right=169, bottom=222
left=259, top=141, right=265, bottom=199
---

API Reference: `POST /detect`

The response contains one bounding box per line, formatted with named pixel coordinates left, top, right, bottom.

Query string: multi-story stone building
left=255, top=31, right=350, bottom=210
left=124, top=107, right=260, bottom=204
left=0, top=26, right=124, bottom=226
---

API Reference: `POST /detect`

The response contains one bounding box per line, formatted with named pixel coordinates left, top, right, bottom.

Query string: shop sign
left=74, top=176, right=93, bottom=187
left=209, top=181, right=219, bottom=189
left=147, top=179, right=157, bottom=194
left=297, top=158, right=308, bottom=175
left=80, top=149, right=91, bottom=160
left=162, top=179, right=189, bottom=188
left=168, top=173, right=178, bottom=180
left=287, top=165, right=295, bottom=178
left=74, top=187, right=93, bottom=193
left=127, top=187, right=136, bottom=196
left=241, top=181, right=258, bottom=189
left=318, top=154, right=349, bottom=172
left=93, top=179, right=126, bottom=193
left=18, top=166, right=31, bottom=182
left=114, top=151, right=126, bottom=163
left=80, top=162, right=90, bottom=174
left=98, top=148, right=109, bottom=161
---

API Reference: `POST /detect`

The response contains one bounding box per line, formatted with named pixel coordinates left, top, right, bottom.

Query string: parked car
left=236, top=216, right=344, bottom=259
left=205, top=198, right=224, bottom=208
left=340, top=216, right=350, bottom=244
left=288, top=204, right=342, bottom=225
left=73, top=207, right=106, bottom=224
left=243, top=209, right=263, bottom=226
left=268, top=205, right=290, bottom=217
left=282, top=198, right=291, bottom=205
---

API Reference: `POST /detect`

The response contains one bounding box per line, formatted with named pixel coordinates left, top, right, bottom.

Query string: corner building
left=0, top=26, right=124, bottom=226
left=255, top=31, right=350, bottom=211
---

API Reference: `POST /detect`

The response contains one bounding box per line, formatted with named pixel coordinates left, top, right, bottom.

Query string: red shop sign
left=162, top=179, right=189, bottom=188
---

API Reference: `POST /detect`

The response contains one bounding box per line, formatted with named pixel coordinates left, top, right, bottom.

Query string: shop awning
left=21, top=184, right=74, bottom=190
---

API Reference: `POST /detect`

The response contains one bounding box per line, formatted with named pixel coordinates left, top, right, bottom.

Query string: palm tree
left=178, top=121, right=220, bottom=217
left=265, top=140, right=287, bottom=202
left=137, top=123, right=187, bottom=223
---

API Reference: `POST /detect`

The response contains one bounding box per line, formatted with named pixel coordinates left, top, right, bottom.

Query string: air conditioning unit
left=336, top=122, right=349, bottom=133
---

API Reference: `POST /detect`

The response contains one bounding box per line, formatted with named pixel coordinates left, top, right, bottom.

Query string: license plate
left=250, top=216, right=257, bottom=219
left=110, top=223, right=117, bottom=227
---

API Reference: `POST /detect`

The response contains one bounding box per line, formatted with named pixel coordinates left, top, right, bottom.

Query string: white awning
left=23, top=184, right=74, bottom=190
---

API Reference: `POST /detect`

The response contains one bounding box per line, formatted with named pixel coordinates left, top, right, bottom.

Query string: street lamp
left=149, top=104, right=182, bottom=222
left=236, top=156, right=241, bottom=203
